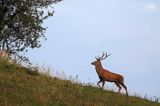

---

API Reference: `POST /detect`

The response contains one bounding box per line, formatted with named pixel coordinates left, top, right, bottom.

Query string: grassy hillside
left=0, top=59, right=160, bottom=106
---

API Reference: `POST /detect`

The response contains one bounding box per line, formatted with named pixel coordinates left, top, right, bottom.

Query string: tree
left=0, top=0, right=62, bottom=62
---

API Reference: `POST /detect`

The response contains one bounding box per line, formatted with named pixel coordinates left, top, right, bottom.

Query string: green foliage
left=0, top=0, right=62, bottom=62
left=0, top=61, right=160, bottom=106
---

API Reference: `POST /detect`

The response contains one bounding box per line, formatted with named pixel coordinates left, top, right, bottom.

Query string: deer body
left=91, top=52, right=128, bottom=96
left=96, top=66, right=123, bottom=82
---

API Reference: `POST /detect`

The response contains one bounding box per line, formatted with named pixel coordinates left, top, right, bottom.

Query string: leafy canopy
left=0, top=0, right=61, bottom=62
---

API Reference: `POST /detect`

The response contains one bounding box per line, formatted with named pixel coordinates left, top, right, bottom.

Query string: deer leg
left=114, top=82, right=122, bottom=95
left=97, top=80, right=102, bottom=89
left=102, top=81, right=105, bottom=89
left=120, top=82, right=128, bottom=96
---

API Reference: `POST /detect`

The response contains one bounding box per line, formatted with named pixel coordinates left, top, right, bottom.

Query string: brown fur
left=91, top=53, right=128, bottom=96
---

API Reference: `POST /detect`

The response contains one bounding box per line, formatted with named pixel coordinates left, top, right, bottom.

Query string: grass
left=0, top=58, right=160, bottom=106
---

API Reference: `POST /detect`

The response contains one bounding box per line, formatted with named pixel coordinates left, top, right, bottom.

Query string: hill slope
left=0, top=59, right=159, bottom=106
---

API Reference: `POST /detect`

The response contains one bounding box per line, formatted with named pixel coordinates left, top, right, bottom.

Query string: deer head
left=91, top=52, right=111, bottom=66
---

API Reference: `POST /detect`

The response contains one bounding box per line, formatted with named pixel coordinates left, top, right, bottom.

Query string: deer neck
left=95, top=62, right=104, bottom=75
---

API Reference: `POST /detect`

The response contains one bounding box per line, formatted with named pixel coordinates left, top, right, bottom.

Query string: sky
left=27, top=0, right=160, bottom=98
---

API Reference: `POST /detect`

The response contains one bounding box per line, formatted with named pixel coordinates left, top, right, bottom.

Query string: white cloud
left=145, top=2, right=156, bottom=11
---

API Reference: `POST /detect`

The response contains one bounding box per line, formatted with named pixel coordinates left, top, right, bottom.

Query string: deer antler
left=96, top=52, right=111, bottom=60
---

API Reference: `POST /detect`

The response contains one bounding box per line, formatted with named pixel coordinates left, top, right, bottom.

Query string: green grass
left=0, top=58, right=160, bottom=106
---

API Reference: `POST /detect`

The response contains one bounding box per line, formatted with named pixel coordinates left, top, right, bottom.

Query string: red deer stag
left=91, top=52, right=128, bottom=96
